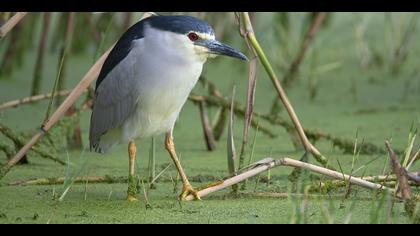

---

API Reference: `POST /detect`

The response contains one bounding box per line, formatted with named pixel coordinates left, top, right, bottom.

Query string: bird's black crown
left=146, top=15, right=215, bottom=35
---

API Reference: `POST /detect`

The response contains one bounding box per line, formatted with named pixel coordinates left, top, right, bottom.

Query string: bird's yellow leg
left=127, top=140, right=138, bottom=202
left=165, top=132, right=201, bottom=201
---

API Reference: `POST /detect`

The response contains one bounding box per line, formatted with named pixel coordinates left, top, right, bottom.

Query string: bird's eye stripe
left=188, top=32, right=199, bottom=41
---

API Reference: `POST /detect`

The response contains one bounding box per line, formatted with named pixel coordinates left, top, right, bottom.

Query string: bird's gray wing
left=89, top=54, right=140, bottom=151
left=89, top=18, right=151, bottom=151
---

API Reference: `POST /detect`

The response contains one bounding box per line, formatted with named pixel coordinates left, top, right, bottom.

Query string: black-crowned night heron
left=89, top=14, right=247, bottom=201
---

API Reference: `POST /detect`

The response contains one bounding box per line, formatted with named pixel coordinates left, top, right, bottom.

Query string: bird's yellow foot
left=127, top=194, right=138, bottom=202
left=180, top=183, right=201, bottom=201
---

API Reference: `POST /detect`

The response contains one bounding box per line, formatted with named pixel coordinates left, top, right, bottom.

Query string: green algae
left=0, top=12, right=419, bottom=224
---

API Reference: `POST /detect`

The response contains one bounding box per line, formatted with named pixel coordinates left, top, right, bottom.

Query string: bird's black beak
left=202, top=40, right=248, bottom=61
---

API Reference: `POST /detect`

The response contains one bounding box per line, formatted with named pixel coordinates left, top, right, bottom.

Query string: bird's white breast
left=120, top=27, right=205, bottom=141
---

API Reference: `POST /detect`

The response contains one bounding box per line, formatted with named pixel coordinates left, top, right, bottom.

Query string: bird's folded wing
left=89, top=66, right=140, bottom=149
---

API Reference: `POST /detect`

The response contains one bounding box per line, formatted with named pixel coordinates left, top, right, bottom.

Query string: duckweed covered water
left=0, top=12, right=419, bottom=223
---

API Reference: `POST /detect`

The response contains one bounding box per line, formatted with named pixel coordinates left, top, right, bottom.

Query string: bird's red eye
left=188, top=32, right=199, bottom=41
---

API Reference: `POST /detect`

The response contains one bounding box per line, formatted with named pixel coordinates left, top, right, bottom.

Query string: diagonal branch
left=240, top=12, right=329, bottom=167
left=185, top=157, right=390, bottom=201
left=0, top=47, right=113, bottom=180
left=0, top=12, right=28, bottom=39
left=0, top=124, right=65, bottom=165
left=0, top=13, right=157, bottom=180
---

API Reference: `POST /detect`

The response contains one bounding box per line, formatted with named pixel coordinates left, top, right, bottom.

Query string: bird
left=89, top=14, right=248, bottom=202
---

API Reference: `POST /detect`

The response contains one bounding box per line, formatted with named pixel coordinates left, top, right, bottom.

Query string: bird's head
left=145, top=15, right=248, bottom=63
